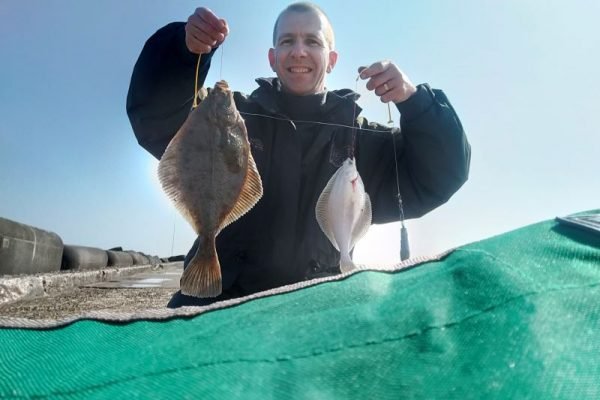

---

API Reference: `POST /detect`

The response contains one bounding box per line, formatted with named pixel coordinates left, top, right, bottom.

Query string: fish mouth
left=206, top=80, right=237, bottom=123
left=215, top=80, right=230, bottom=91
left=212, top=80, right=233, bottom=104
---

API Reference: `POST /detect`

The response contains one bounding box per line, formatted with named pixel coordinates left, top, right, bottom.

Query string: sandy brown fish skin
left=158, top=80, right=263, bottom=297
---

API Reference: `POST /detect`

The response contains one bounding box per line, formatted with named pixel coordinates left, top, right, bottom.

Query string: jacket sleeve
left=126, top=22, right=217, bottom=159
left=356, top=83, right=471, bottom=223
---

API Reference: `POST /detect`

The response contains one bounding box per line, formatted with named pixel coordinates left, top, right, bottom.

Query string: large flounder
left=158, top=81, right=263, bottom=298
left=315, top=158, right=372, bottom=273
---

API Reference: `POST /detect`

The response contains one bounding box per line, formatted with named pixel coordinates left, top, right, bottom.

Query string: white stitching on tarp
left=0, top=250, right=453, bottom=330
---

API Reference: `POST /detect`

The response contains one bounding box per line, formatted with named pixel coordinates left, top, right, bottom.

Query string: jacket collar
left=249, top=77, right=362, bottom=124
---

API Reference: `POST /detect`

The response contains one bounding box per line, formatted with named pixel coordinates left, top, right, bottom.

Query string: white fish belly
left=328, top=183, right=361, bottom=254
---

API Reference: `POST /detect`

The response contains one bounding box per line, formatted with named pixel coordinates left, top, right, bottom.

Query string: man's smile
left=287, top=67, right=312, bottom=73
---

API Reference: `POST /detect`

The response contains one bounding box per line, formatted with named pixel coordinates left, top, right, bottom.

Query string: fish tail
left=180, top=235, right=222, bottom=298
left=340, top=253, right=357, bottom=273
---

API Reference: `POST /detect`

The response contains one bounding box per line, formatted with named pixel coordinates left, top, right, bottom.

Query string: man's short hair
left=272, top=2, right=335, bottom=50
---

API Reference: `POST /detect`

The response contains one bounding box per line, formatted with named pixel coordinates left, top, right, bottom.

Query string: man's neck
left=277, top=90, right=327, bottom=121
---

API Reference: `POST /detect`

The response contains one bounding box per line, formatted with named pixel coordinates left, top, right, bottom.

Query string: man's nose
left=290, top=42, right=308, bottom=57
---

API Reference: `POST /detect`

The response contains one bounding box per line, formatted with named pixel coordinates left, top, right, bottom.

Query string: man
left=127, top=3, right=471, bottom=308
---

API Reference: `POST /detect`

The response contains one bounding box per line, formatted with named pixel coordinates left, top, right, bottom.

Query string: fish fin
left=315, top=168, right=342, bottom=251
left=219, top=150, right=264, bottom=232
left=350, top=193, right=372, bottom=250
left=340, top=253, right=357, bottom=273
left=157, top=135, right=202, bottom=232
left=180, top=235, right=222, bottom=298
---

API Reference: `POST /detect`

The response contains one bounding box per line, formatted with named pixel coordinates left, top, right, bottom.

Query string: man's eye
left=307, top=39, right=322, bottom=47
left=279, top=39, right=292, bottom=45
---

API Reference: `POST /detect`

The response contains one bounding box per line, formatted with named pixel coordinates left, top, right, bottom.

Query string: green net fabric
left=1, top=217, right=599, bottom=399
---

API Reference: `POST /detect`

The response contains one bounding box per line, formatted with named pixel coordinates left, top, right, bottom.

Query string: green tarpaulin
left=1, top=216, right=599, bottom=399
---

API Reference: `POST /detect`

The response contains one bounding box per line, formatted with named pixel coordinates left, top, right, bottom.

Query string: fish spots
left=222, top=133, right=246, bottom=174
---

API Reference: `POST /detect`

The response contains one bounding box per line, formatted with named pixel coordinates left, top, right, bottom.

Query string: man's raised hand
left=185, top=7, right=229, bottom=55
left=358, top=61, right=417, bottom=104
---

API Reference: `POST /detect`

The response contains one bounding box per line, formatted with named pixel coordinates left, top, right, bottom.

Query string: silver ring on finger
left=383, top=82, right=390, bottom=92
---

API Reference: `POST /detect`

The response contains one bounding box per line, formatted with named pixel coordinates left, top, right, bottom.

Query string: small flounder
left=315, top=157, right=372, bottom=273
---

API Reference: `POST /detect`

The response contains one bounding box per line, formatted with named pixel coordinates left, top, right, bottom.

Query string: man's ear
left=327, top=50, right=338, bottom=73
left=268, top=48, right=276, bottom=71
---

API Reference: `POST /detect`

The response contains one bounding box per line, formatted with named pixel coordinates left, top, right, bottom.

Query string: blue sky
left=1, top=1, right=598, bottom=263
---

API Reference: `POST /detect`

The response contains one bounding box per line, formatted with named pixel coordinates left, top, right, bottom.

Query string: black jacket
left=127, top=22, right=471, bottom=299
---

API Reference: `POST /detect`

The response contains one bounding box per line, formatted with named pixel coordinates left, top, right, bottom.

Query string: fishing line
left=238, top=111, right=396, bottom=134
left=192, top=43, right=225, bottom=109
left=353, top=73, right=409, bottom=261
left=170, top=209, right=176, bottom=257
left=387, top=103, right=409, bottom=261
left=192, top=55, right=202, bottom=109
left=349, top=75, right=361, bottom=159
left=219, top=42, right=224, bottom=81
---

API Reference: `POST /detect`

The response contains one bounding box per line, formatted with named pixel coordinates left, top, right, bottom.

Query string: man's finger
left=374, top=79, right=396, bottom=97
left=365, top=70, right=396, bottom=91
left=189, top=13, right=225, bottom=42
left=358, top=61, right=388, bottom=79
left=380, top=88, right=402, bottom=104
left=186, top=37, right=213, bottom=55
left=219, top=18, right=229, bottom=36
left=186, top=32, right=213, bottom=54
left=193, top=21, right=224, bottom=44
left=198, top=8, right=228, bottom=33
left=189, top=24, right=218, bottom=47
left=186, top=24, right=216, bottom=54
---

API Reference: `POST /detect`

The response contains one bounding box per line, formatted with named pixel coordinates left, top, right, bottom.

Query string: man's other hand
left=358, top=61, right=417, bottom=104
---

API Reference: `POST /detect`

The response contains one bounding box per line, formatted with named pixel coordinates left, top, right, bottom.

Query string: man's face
left=269, top=11, right=338, bottom=95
